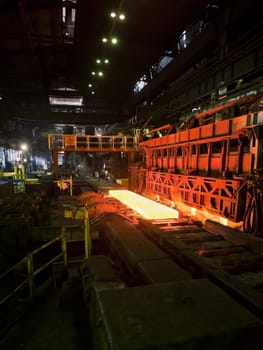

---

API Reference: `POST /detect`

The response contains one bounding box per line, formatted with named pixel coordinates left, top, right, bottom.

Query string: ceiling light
left=91, top=71, right=96, bottom=75
left=96, top=58, right=109, bottom=64
left=111, top=37, right=118, bottom=45
left=88, top=84, right=92, bottom=88
left=110, top=11, right=125, bottom=21
left=91, top=91, right=95, bottom=95
left=102, top=37, right=108, bottom=43
left=49, top=96, right=83, bottom=106
left=98, top=71, right=103, bottom=77
left=119, top=13, right=125, bottom=21
left=55, top=87, right=77, bottom=91
left=20, top=143, right=28, bottom=151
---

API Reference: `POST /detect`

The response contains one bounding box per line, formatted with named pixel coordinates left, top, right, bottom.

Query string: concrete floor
left=0, top=282, right=92, bottom=350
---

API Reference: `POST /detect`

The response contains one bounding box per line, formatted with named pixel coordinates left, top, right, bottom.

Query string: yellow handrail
left=0, top=216, right=92, bottom=305
left=0, top=233, right=66, bottom=305
left=48, top=134, right=139, bottom=152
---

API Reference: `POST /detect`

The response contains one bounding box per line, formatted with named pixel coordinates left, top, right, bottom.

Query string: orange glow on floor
left=109, top=190, right=179, bottom=220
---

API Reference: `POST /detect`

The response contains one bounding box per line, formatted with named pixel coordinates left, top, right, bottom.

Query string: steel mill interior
left=1, top=0, right=263, bottom=349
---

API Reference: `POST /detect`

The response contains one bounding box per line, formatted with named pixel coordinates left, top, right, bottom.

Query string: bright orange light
left=170, top=187, right=242, bottom=230
left=219, top=217, right=228, bottom=226
left=109, top=190, right=179, bottom=220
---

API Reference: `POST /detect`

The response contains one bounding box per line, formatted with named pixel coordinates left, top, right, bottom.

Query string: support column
left=52, top=150, right=59, bottom=180
left=128, top=151, right=135, bottom=167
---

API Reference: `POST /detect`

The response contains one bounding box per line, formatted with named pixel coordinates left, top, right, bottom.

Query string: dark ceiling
left=0, top=0, right=213, bottom=126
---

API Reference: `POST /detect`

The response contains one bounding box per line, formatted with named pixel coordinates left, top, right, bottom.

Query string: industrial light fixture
left=102, top=36, right=118, bottom=45
left=91, top=71, right=104, bottom=77
left=20, top=143, right=28, bottom=151
left=96, top=58, right=109, bottom=64
left=49, top=96, right=83, bottom=106
left=110, top=11, right=125, bottom=21
left=119, top=13, right=125, bottom=21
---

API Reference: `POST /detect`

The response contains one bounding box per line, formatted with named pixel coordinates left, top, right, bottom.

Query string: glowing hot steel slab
left=109, top=190, right=179, bottom=220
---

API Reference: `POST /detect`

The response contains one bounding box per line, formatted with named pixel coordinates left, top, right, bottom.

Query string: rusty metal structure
left=129, top=91, right=263, bottom=236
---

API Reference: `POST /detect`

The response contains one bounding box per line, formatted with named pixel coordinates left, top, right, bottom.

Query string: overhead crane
left=48, top=133, right=139, bottom=180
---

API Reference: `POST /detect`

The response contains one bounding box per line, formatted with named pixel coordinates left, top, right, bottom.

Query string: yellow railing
left=0, top=218, right=91, bottom=305
left=62, top=205, right=91, bottom=258
left=0, top=256, right=28, bottom=305
left=0, top=234, right=66, bottom=304
left=48, top=134, right=138, bottom=151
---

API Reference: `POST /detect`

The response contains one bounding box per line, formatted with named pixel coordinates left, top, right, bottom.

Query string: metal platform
left=48, top=134, right=139, bottom=152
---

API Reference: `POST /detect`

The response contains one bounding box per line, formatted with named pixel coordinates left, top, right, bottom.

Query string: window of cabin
left=212, top=141, right=222, bottom=153
left=177, top=146, right=182, bottom=156
left=242, top=136, right=250, bottom=152
left=200, top=143, right=208, bottom=154
left=229, top=138, right=238, bottom=152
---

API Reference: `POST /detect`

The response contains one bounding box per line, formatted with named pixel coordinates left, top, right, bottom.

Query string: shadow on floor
left=0, top=282, right=92, bottom=350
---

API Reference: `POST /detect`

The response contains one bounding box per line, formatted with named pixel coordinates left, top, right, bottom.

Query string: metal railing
left=48, top=134, right=139, bottom=152
left=0, top=216, right=91, bottom=305
left=0, top=234, right=66, bottom=305
left=62, top=205, right=91, bottom=259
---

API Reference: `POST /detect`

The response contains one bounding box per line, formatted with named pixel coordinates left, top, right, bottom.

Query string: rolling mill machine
left=48, top=89, right=263, bottom=237
left=129, top=91, right=263, bottom=237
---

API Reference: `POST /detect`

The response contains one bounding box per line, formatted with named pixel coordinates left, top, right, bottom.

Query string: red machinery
left=129, top=92, right=263, bottom=236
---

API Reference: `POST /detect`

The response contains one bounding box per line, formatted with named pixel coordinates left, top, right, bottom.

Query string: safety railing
left=0, top=217, right=91, bottom=305
left=63, top=205, right=91, bottom=259
left=0, top=234, right=66, bottom=305
left=48, top=134, right=139, bottom=152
